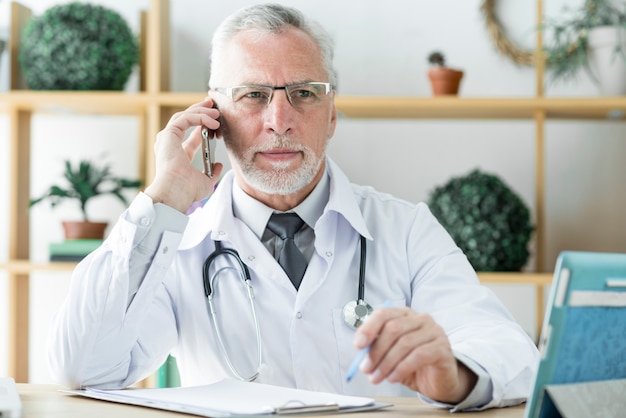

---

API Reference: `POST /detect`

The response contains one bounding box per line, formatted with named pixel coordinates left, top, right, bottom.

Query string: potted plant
left=18, top=2, right=138, bottom=90
left=427, top=169, right=534, bottom=272
left=427, top=51, right=464, bottom=96
left=543, top=0, right=626, bottom=94
left=30, top=159, right=142, bottom=239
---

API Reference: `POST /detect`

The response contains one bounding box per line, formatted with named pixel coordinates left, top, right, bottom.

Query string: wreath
left=481, top=0, right=535, bottom=66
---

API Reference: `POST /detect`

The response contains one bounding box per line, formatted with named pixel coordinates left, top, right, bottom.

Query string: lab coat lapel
left=294, top=160, right=369, bottom=305
left=325, top=159, right=372, bottom=240
left=179, top=173, right=233, bottom=250
left=182, top=172, right=294, bottom=290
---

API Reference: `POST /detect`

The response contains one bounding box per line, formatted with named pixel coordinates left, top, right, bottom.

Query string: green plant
left=30, top=159, right=142, bottom=222
left=543, top=0, right=626, bottom=83
left=427, top=169, right=533, bottom=272
left=428, top=51, right=446, bottom=67
left=19, top=2, right=138, bottom=90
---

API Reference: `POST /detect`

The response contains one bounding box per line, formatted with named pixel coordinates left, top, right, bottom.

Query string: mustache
left=252, top=135, right=306, bottom=153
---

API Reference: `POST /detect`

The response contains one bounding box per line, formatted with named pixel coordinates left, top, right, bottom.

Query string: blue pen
left=346, top=344, right=370, bottom=382
left=346, top=300, right=391, bottom=382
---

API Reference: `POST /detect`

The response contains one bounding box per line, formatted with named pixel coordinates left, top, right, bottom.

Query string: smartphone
left=201, top=126, right=216, bottom=178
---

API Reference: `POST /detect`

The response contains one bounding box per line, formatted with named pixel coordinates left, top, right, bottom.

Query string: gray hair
left=209, top=3, right=337, bottom=88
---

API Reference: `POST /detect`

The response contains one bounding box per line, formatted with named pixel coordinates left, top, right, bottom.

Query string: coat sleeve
left=47, top=193, right=188, bottom=389
left=408, top=203, right=539, bottom=409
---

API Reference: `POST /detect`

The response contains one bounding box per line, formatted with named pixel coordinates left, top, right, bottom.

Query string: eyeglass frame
left=210, top=82, right=334, bottom=109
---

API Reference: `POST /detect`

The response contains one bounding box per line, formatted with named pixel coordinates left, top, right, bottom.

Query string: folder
left=525, top=251, right=626, bottom=418
left=67, top=378, right=392, bottom=416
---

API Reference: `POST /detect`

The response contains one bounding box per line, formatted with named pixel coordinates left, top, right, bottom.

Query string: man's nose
left=264, top=90, right=294, bottom=135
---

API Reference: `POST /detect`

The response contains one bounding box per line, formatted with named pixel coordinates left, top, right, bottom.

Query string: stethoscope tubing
left=358, top=235, right=366, bottom=302
left=202, top=234, right=369, bottom=381
left=203, top=241, right=262, bottom=381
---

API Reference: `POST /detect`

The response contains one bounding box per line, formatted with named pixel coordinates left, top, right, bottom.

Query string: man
left=48, top=3, right=538, bottom=411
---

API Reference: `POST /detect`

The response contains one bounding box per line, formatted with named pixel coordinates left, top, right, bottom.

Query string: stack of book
left=49, top=239, right=103, bottom=262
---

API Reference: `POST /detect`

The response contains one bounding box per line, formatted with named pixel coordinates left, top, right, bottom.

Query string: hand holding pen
left=346, top=300, right=478, bottom=406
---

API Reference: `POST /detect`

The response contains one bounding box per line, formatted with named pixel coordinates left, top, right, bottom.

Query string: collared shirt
left=48, top=158, right=538, bottom=411
left=231, top=168, right=329, bottom=263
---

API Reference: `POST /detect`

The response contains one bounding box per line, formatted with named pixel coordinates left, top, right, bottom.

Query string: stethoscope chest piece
left=343, top=299, right=373, bottom=329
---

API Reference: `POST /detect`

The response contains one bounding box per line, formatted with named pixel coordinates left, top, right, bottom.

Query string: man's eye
left=245, top=91, right=266, bottom=99
left=292, top=89, right=318, bottom=100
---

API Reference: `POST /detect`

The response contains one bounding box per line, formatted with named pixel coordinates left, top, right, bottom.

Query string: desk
left=17, top=384, right=526, bottom=417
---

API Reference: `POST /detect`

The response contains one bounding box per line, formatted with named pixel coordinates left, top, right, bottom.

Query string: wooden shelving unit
left=2, top=0, right=622, bottom=382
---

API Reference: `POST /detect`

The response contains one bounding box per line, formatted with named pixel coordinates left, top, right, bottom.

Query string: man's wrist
left=144, top=182, right=193, bottom=214
left=450, top=351, right=493, bottom=411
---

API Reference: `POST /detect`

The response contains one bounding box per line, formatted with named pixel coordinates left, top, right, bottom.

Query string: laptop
left=0, top=377, right=21, bottom=418
left=525, top=251, right=626, bottom=418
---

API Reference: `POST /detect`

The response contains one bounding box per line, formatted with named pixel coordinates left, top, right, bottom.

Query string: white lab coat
left=48, top=158, right=538, bottom=409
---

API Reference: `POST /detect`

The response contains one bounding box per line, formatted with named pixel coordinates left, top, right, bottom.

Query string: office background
left=1, top=0, right=625, bottom=382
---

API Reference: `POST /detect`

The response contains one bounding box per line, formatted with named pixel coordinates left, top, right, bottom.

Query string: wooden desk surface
left=17, top=384, right=526, bottom=417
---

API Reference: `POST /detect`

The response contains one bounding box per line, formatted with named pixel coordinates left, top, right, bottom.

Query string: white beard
left=227, top=134, right=326, bottom=195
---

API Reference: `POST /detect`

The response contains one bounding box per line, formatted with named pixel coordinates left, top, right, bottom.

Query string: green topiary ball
left=19, top=2, right=138, bottom=90
left=427, top=169, right=534, bottom=272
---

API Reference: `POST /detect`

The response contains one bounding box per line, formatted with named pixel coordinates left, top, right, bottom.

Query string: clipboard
left=524, top=251, right=626, bottom=418
left=67, top=378, right=392, bottom=417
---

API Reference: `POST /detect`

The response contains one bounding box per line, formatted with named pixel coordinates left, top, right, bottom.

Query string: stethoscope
left=202, top=235, right=372, bottom=381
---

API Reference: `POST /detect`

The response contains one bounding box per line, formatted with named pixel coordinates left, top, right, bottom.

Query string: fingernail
left=369, top=368, right=382, bottom=383
left=353, top=333, right=367, bottom=347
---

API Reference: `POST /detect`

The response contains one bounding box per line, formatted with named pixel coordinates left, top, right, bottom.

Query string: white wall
left=1, top=0, right=624, bottom=382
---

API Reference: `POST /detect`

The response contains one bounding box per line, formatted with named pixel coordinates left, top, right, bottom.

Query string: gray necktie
left=266, top=213, right=307, bottom=289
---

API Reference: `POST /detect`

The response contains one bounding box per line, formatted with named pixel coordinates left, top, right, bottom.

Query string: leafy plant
left=543, top=0, right=626, bottom=83
left=427, top=169, right=533, bottom=272
left=19, top=2, right=138, bottom=90
left=30, top=160, right=142, bottom=222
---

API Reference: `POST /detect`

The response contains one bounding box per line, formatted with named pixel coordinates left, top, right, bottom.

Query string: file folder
left=525, top=251, right=626, bottom=418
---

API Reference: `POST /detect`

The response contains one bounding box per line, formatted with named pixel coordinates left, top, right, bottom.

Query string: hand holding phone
left=201, top=126, right=217, bottom=178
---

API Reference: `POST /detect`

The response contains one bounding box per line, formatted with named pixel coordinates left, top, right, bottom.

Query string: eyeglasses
left=212, top=82, right=333, bottom=110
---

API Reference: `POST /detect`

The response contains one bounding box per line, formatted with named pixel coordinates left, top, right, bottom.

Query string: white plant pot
left=587, top=26, right=626, bottom=96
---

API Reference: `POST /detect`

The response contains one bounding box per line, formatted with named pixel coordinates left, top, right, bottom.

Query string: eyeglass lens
left=228, top=83, right=330, bottom=109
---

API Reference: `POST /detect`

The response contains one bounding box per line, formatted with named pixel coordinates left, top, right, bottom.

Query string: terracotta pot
left=428, top=67, right=464, bottom=96
left=62, top=221, right=108, bottom=240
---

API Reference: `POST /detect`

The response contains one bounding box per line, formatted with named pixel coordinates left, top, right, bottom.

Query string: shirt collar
left=232, top=167, right=330, bottom=239
left=180, top=157, right=372, bottom=249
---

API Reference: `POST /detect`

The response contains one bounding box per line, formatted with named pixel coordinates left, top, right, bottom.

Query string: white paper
left=569, top=290, right=626, bottom=307
left=76, top=378, right=377, bottom=417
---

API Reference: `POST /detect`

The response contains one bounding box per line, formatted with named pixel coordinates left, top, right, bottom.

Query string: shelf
left=0, top=91, right=149, bottom=114
left=477, top=272, right=552, bottom=286
left=335, top=96, right=626, bottom=120
left=3, top=93, right=626, bottom=120
left=0, top=260, right=77, bottom=273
